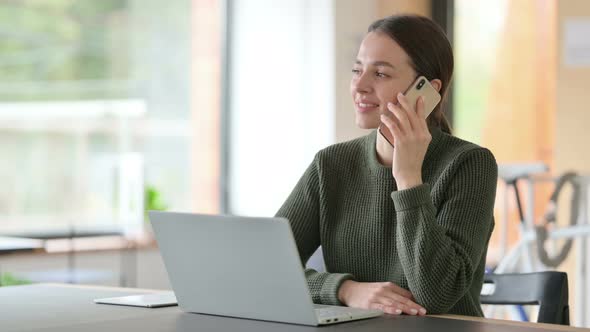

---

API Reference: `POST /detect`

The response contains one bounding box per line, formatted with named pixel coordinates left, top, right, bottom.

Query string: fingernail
left=419, top=308, right=427, bottom=315
left=387, top=102, right=393, bottom=107
left=395, top=309, right=402, bottom=315
left=410, top=309, right=418, bottom=315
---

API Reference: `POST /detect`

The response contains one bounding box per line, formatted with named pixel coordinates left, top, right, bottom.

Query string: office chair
left=480, top=271, right=569, bottom=325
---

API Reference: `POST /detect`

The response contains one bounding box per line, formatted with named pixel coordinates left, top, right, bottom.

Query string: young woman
left=276, top=15, right=497, bottom=317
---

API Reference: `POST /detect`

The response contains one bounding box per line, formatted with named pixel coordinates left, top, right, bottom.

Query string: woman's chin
left=355, top=119, right=379, bottom=130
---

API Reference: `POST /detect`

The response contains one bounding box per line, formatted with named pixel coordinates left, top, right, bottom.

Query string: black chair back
left=480, top=272, right=569, bottom=325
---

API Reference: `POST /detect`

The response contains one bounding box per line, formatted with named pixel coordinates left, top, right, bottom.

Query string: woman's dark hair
left=369, top=15, right=453, bottom=134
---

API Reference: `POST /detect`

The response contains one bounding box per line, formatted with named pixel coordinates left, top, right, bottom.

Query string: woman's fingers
left=415, top=96, right=429, bottom=132
left=387, top=293, right=427, bottom=316
left=395, top=93, right=430, bottom=135
left=372, top=295, right=426, bottom=316
left=395, top=93, right=420, bottom=130
left=379, top=288, right=426, bottom=316
left=387, top=101, right=412, bottom=134
left=343, top=281, right=426, bottom=317
left=368, top=283, right=427, bottom=316
left=369, top=302, right=402, bottom=315
left=380, top=113, right=401, bottom=139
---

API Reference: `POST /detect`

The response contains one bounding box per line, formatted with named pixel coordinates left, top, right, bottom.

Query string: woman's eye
left=376, top=72, right=388, bottom=78
left=351, top=69, right=361, bottom=75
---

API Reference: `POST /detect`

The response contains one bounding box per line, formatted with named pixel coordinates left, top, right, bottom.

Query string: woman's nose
left=353, top=72, right=372, bottom=94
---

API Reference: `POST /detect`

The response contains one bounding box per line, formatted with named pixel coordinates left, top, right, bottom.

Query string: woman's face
left=350, top=31, right=417, bottom=129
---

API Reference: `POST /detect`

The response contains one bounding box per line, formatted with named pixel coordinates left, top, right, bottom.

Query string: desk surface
left=0, top=284, right=587, bottom=332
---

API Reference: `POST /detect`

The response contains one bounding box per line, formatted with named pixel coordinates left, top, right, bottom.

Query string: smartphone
left=379, top=76, right=442, bottom=146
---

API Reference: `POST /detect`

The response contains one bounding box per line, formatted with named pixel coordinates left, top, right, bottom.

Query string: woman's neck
left=375, top=130, right=394, bottom=166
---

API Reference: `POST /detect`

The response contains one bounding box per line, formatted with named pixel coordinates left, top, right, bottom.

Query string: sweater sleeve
left=275, top=155, right=354, bottom=305
left=390, top=148, right=497, bottom=314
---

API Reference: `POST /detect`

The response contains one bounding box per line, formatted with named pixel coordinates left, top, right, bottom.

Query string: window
left=227, top=0, right=334, bottom=216
left=0, top=0, right=195, bottom=234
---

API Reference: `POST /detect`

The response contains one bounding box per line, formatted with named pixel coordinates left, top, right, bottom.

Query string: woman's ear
left=430, top=79, right=442, bottom=92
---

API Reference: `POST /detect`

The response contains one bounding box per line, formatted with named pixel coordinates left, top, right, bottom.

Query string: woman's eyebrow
left=354, top=59, right=396, bottom=69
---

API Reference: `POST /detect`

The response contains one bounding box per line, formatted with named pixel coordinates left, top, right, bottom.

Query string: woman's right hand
left=338, top=280, right=427, bottom=316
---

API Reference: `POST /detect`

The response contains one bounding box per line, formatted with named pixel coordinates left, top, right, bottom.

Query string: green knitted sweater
left=275, top=127, right=497, bottom=316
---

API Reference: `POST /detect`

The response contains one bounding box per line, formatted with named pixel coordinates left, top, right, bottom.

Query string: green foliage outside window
left=0, top=0, right=130, bottom=101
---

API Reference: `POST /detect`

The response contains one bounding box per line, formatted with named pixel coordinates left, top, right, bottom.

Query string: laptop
left=148, top=211, right=383, bottom=326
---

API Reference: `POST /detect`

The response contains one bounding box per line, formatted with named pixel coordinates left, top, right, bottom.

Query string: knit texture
left=275, top=127, right=497, bottom=316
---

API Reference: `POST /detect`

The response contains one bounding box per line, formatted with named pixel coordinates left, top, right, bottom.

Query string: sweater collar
left=365, top=126, right=444, bottom=177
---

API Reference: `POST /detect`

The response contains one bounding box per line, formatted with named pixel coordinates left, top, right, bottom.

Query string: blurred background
left=0, top=0, right=589, bottom=327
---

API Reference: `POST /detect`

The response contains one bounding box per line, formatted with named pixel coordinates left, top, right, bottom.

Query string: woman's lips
left=356, top=102, right=380, bottom=113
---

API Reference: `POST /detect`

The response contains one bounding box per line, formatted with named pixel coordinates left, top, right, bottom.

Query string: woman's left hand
left=380, top=92, right=431, bottom=190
